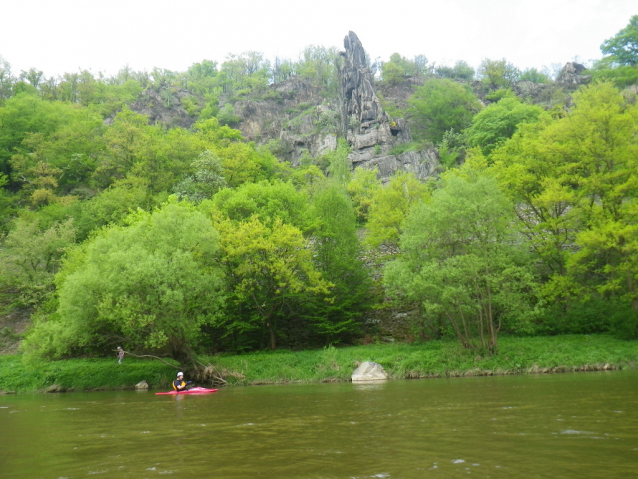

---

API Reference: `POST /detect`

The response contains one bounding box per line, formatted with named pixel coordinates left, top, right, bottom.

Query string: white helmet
left=177, top=372, right=184, bottom=377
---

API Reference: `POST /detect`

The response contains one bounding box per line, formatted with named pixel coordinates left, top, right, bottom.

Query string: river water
left=2, top=370, right=637, bottom=479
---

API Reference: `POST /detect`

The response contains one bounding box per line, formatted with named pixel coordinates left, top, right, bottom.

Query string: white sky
left=1, top=0, right=636, bottom=78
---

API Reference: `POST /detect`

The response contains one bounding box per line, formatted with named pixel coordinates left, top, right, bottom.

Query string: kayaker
left=173, top=372, right=192, bottom=391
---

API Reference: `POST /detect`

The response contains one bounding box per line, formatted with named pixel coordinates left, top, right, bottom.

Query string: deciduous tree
left=22, top=199, right=225, bottom=364
left=466, top=96, right=543, bottom=155
left=305, top=184, right=372, bottom=343
left=214, top=215, right=331, bottom=350
left=385, top=164, right=538, bottom=352
left=408, top=79, right=481, bottom=144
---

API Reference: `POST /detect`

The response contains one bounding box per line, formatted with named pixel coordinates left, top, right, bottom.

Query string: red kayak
left=155, top=387, right=218, bottom=395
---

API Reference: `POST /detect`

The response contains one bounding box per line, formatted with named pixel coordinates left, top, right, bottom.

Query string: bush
left=609, top=306, right=638, bottom=340
left=535, top=298, right=615, bottom=335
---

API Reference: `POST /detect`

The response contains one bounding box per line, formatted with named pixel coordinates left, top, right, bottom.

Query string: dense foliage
left=1, top=19, right=638, bottom=367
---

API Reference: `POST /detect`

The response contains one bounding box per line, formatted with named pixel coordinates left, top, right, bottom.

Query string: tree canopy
left=601, top=15, right=638, bottom=66
left=385, top=162, right=539, bottom=351
left=22, top=199, right=225, bottom=364
left=466, top=96, right=544, bottom=155
left=408, top=79, right=482, bottom=144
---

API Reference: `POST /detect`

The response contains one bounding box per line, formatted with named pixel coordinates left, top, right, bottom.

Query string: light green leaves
left=385, top=167, right=538, bottom=351
left=23, top=199, right=224, bottom=361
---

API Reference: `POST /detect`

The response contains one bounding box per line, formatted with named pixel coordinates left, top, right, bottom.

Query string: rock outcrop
left=125, top=86, right=198, bottom=129
left=233, top=31, right=439, bottom=182
left=555, top=62, right=591, bottom=89
left=233, top=78, right=340, bottom=165
left=338, top=32, right=438, bottom=182
left=352, top=361, right=389, bottom=381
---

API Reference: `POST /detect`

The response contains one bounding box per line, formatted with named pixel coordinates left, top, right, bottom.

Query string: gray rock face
left=125, top=86, right=198, bottom=129
left=555, top=62, right=591, bottom=88
left=351, top=361, right=389, bottom=381
left=234, top=78, right=340, bottom=164
left=338, top=32, right=438, bottom=182
left=223, top=31, right=439, bottom=182
left=339, top=32, right=386, bottom=138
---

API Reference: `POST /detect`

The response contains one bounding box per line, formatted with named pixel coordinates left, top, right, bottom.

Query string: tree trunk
left=268, top=322, right=277, bottom=350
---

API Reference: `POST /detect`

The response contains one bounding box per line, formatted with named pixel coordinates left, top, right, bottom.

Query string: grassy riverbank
left=1, top=334, right=637, bottom=393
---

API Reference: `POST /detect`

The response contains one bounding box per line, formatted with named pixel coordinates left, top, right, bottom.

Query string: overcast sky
left=1, top=0, right=635, bottom=78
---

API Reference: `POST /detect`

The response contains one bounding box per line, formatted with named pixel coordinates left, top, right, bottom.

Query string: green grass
left=211, top=335, right=638, bottom=385
left=0, top=357, right=178, bottom=393
left=2, top=335, right=637, bottom=393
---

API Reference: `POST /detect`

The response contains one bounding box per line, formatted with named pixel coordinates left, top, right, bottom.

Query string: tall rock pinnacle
left=338, top=32, right=438, bottom=181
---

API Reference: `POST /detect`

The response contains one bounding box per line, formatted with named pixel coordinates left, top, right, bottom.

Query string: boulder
left=135, top=380, right=149, bottom=390
left=352, top=361, right=389, bottom=381
left=45, top=384, right=66, bottom=393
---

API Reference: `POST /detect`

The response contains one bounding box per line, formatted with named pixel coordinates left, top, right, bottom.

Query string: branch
left=114, top=350, right=180, bottom=369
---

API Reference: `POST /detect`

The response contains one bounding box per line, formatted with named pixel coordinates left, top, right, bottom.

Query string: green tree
left=477, top=58, right=521, bottom=89
left=185, top=59, right=219, bottom=96
left=326, top=138, right=351, bottom=185
left=385, top=164, right=538, bottom=351
left=408, top=79, right=482, bottom=143
left=381, top=53, right=422, bottom=85
left=366, top=171, right=429, bottom=252
left=195, top=118, right=270, bottom=187
left=90, top=78, right=143, bottom=119
left=591, top=16, right=638, bottom=88
left=218, top=51, right=270, bottom=95
left=211, top=180, right=311, bottom=232
left=22, top=199, right=225, bottom=364
left=172, top=150, right=226, bottom=202
left=466, top=96, right=544, bottom=155
left=0, top=56, right=14, bottom=102
left=491, top=119, right=579, bottom=280
left=8, top=106, right=104, bottom=196
left=214, top=215, right=331, bottom=350
left=296, top=46, right=340, bottom=97
left=554, top=83, right=638, bottom=314
left=601, top=15, right=638, bottom=66
left=435, top=61, right=475, bottom=80
left=590, top=64, right=638, bottom=88
left=0, top=173, right=15, bottom=232
left=306, top=184, right=372, bottom=343
left=271, top=57, right=296, bottom=84
left=69, top=176, right=156, bottom=241
left=0, top=93, right=100, bottom=182
left=93, top=107, right=156, bottom=187
left=519, top=68, right=550, bottom=83
left=346, top=166, right=381, bottom=224
left=0, top=217, right=75, bottom=308
left=19, top=68, right=44, bottom=89
left=493, top=82, right=638, bottom=335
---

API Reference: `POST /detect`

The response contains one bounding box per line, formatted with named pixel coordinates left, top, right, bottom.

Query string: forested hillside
left=1, top=17, right=637, bottom=367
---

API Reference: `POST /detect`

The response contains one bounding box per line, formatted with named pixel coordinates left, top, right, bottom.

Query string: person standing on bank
left=173, top=372, right=192, bottom=391
left=117, top=346, right=125, bottom=364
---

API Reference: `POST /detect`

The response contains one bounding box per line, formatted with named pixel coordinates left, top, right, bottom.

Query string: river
left=2, top=370, right=637, bottom=478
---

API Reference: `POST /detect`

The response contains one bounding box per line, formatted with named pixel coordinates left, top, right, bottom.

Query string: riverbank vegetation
left=1, top=17, right=638, bottom=373
left=1, top=335, right=636, bottom=393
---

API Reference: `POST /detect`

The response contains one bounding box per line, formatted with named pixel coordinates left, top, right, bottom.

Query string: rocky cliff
left=230, top=31, right=439, bottom=182
left=338, top=32, right=438, bottom=181
left=233, top=78, right=339, bottom=165
left=123, top=34, right=594, bottom=183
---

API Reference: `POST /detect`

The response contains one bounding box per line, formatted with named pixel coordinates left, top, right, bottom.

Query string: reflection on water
left=1, top=370, right=637, bottom=478
left=352, top=380, right=388, bottom=391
